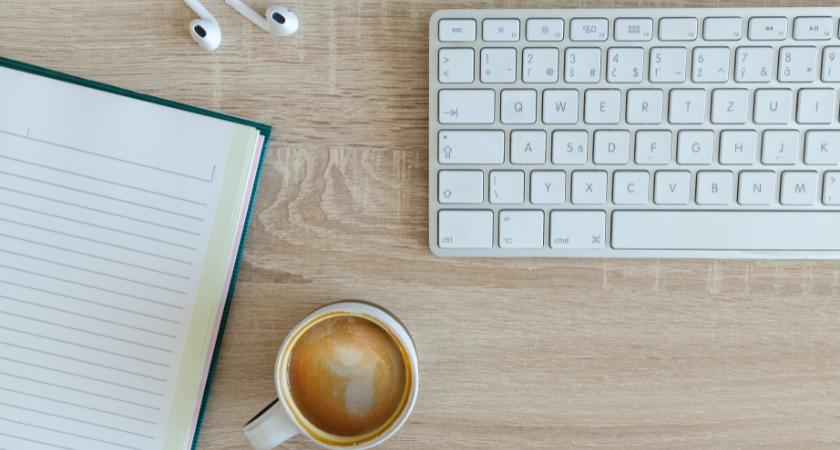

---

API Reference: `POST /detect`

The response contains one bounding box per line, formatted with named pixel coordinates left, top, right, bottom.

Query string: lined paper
left=0, top=66, right=245, bottom=450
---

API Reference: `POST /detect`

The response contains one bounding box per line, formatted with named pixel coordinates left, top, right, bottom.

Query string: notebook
left=0, top=57, right=271, bottom=450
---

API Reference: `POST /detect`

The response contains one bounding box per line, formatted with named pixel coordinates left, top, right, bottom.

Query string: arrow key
left=439, top=48, right=474, bottom=83
left=438, top=170, right=484, bottom=204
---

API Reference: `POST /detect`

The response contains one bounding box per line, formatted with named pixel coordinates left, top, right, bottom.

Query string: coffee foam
left=287, top=315, right=408, bottom=438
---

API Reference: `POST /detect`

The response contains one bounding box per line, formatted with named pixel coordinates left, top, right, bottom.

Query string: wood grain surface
left=2, top=1, right=840, bottom=448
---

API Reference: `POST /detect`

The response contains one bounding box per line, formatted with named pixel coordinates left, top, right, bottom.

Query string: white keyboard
left=429, top=8, right=840, bottom=259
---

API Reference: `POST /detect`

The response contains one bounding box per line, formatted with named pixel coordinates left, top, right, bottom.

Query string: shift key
left=439, top=89, right=495, bottom=124
left=439, top=130, right=504, bottom=164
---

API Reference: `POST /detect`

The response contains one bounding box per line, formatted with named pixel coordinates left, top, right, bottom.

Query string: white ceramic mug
left=243, top=301, right=419, bottom=450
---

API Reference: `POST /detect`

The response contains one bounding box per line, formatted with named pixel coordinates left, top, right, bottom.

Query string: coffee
left=286, top=315, right=409, bottom=438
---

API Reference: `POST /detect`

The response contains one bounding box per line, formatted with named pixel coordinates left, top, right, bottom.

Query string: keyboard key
left=438, top=130, right=504, bottom=164
left=650, top=47, right=687, bottom=82
left=499, top=210, right=544, bottom=248
left=439, top=19, right=476, bottom=42
left=669, top=89, right=706, bottom=124
left=439, top=48, right=474, bottom=83
left=677, top=130, right=714, bottom=165
left=542, top=90, right=579, bottom=124
left=612, top=211, right=840, bottom=250
left=635, top=130, right=672, bottom=165
left=614, top=18, right=652, bottom=41
left=692, top=47, right=730, bottom=82
left=549, top=210, right=606, bottom=249
left=704, top=17, right=743, bottom=41
left=501, top=89, right=537, bottom=124
left=797, top=89, right=836, bottom=124
left=696, top=171, right=733, bottom=205
left=439, top=90, right=494, bottom=124
left=438, top=170, right=484, bottom=203
left=607, top=47, right=643, bottom=83
left=584, top=89, right=620, bottom=124
left=738, top=171, right=776, bottom=205
left=825, top=172, right=840, bottom=205
left=530, top=171, right=566, bottom=204
left=626, top=89, right=663, bottom=124
left=793, top=16, right=833, bottom=40
left=822, top=47, right=840, bottom=82
left=523, top=48, right=559, bottom=83
left=753, top=89, right=792, bottom=124
left=781, top=171, right=818, bottom=205
left=570, top=18, right=608, bottom=41
left=526, top=18, right=564, bottom=41
left=438, top=210, right=493, bottom=248
left=748, top=17, right=787, bottom=40
left=735, top=47, right=773, bottom=82
left=571, top=170, right=608, bottom=204
left=489, top=170, right=525, bottom=204
left=804, top=131, right=840, bottom=165
left=778, top=47, right=817, bottom=82
left=565, top=48, right=601, bottom=83
left=483, top=19, right=520, bottom=41
left=552, top=130, right=588, bottom=165
left=719, top=130, right=757, bottom=164
left=761, top=130, right=800, bottom=165
left=654, top=171, right=692, bottom=204
left=659, top=18, right=698, bottom=41
left=510, top=130, right=546, bottom=164
left=593, top=130, right=630, bottom=164
left=711, top=89, right=749, bottom=124
left=480, top=48, right=516, bottom=83
left=613, top=171, right=650, bottom=204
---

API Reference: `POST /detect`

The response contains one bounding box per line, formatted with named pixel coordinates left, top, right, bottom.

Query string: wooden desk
left=3, top=1, right=840, bottom=448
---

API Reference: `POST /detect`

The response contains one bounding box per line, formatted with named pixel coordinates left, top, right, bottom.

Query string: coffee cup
left=242, top=301, right=419, bottom=449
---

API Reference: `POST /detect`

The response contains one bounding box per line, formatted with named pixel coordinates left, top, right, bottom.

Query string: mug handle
left=242, top=399, right=300, bottom=450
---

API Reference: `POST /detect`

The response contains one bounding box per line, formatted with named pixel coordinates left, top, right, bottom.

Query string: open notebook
left=0, top=57, right=271, bottom=450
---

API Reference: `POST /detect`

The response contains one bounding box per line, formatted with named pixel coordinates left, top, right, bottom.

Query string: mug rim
left=273, top=301, right=419, bottom=449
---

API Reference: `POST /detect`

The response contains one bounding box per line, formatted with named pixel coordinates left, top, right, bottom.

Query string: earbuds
left=181, top=0, right=221, bottom=51
left=225, top=0, right=300, bottom=37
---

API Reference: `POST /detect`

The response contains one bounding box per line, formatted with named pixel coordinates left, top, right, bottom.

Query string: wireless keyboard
left=429, top=8, right=840, bottom=258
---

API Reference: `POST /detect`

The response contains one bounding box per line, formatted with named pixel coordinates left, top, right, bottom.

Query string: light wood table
left=3, top=1, right=840, bottom=448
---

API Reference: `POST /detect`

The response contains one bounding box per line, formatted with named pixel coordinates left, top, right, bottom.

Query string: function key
left=659, top=17, right=697, bottom=41
left=439, top=19, right=476, bottom=42
left=570, top=18, right=608, bottom=41
left=483, top=19, right=520, bottom=41
left=794, top=17, right=834, bottom=40
left=526, top=18, right=564, bottom=41
left=748, top=17, right=787, bottom=40
left=703, top=17, right=743, bottom=41
left=614, top=18, right=652, bottom=41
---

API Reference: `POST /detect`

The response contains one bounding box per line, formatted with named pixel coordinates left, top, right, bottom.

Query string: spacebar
left=612, top=211, right=840, bottom=250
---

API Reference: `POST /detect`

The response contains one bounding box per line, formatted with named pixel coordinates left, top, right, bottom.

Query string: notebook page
left=0, top=66, right=252, bottom=450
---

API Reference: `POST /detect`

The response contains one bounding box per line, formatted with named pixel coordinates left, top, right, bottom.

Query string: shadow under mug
left=242, top=301, right=419, bottom=450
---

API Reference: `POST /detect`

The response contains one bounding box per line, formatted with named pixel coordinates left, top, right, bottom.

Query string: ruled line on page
left=0, top=310, right=173, bottom=353
left=0, top=202, right=199, bottom=247
left=0, top=417, right=144, bottom=450
left=0, top=280, right=180, bottom=324
left=0, top=342, right=167, bottom=381
left=0, top=128, right=215, bottom=183
left=0, top=357, right=163, bottom=396
left=0, top=264, right=183, bottom=309
left=0, top=154, right=208, bottom=206
left=0, top=372, right=161, bottom=410
left=0, top=170, right=205, bottom=220
left=0, top=233, right=189, bottom=280
left=0, top=249, right=187, bottom=295
left=0, top=387, right=156, bottom=424
left=0, top=218, right=194, bottom=265
left=0, top=294, right=177, bottom=338
left=0, top=431, right=79, bottom=450
left=0, top=402, right=154, bottom=439
left=0, top=188, right=201, bottom=236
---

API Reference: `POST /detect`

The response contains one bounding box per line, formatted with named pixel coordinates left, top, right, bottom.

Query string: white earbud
left=181, top=0, right=221, bottom=51
left=225, top=0, right=300, bottom=37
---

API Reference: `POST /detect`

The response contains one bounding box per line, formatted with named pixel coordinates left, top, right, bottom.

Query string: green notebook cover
left=0, top=55, right=271, bottom=450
